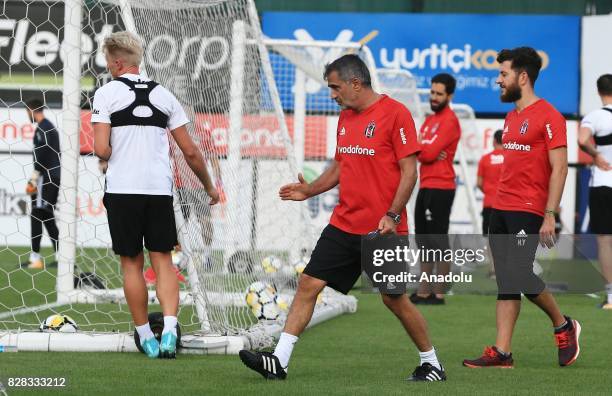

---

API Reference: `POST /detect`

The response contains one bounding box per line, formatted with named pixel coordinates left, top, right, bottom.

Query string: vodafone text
left=503, top=141, right=531, bottom=152
left=337, top=145, right=375, bottom=156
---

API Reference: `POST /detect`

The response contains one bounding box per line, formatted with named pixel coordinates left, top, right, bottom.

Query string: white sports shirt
left=91, top=73, right=189, bottom=195
left=581, top=104, right=612, bottom=187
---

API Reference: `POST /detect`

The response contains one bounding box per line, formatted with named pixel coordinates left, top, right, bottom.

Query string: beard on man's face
left=430, top=98, right=448, bottom=112
left=500, top=81, right=522, bottom=103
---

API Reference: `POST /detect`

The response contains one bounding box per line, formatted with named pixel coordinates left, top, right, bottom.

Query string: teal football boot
left=141, top=337, right=160, bottom=359
left=159, top=332, right=177, bottom=359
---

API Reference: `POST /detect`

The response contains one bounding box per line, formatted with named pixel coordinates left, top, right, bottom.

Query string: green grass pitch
left=1, top=291, right=611, bottom=395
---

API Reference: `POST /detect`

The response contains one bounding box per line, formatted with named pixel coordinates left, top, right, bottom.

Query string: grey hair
left=323, top=54, right=371, bottom=87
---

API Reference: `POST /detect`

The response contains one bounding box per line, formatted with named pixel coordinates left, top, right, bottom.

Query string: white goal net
left=0, top=0, right=363, bottom=354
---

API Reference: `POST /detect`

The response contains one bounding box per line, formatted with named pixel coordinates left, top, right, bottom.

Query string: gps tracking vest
left=109, top=78, right=169, bottom=128
left=595, top=107, right=612, bottom=146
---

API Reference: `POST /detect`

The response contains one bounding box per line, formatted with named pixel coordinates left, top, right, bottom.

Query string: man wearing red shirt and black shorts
left=239, top=55, right=447, bottom=382
left=477, top=129, right=504, bottom=236
left=463, top=47, right=580, bottom=369
left=411, top=73, right=461, bottom=305
left=477, top=129, right=504, bottom=278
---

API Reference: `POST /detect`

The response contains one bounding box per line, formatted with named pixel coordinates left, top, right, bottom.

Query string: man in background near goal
left=478, top=130, right=504, bottom=236
left=463, top=47, right=580, bottom=369
left=173, top=113, right=223, bottom=266
left=92, top=31, right=219, bottom=359
left=24, top=99, right=61, bottom=270
left=477, top=129, right=504, bottom=278
left=411, top=73, right=461, bottom=305
left=239, top=54, right=447, bottom=382
left=144, top=115, right=223, bottom=284
left=578, top=73, right=612, bottom=310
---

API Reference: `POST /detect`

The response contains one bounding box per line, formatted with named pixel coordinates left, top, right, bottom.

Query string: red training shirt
left=493, top=99, right=567, bottom=216
left=417, top=105, right=461, bottom=189
left=477, top=148, right=504, bottom=208
left=330, top=95, right=420, bottom=235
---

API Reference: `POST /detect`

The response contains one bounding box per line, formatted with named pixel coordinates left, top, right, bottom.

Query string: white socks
left=273, top=332, right=299, bottom=369
left=419, top=347, right=441, bottom=370
left=605, top=283, right=612, bottom=304
left=163, top=315, right=178, bottom=336
left=135, top=316, right=177, bottom=341
left=273, top=333, right=441, bottom=373
left=135, top=323, right=155, bottom=341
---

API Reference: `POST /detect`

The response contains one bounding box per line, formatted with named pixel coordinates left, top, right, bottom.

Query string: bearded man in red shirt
left=411, top=73, right=461, bottom=305
left=463, top=47, right=580, bottom=369
left=239, top=54, right=446, bottom=382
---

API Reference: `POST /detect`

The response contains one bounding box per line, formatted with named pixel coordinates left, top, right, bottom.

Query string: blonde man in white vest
left=92, top=31, right=219, bottom=358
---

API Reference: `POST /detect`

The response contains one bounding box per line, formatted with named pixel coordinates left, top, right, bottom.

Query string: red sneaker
left=463, top=346, right=514, bottom=368
left=555, top=316, right=581, bottom=367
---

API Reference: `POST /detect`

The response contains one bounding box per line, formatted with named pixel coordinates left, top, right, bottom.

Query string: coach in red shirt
left=239, top=55, right=447, bottom=382
left=411, top=73, right=461, bottom=305
left=463, top=47, right=580, bottom=369
left=477, top=129, right=504, bottom=235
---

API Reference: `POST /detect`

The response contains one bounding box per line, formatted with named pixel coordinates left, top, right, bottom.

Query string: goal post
left=447, top=103, right=483, bottom=234
left=415, top=89, right=483, bottom=234
left=56, top=0, right=82, bottom=306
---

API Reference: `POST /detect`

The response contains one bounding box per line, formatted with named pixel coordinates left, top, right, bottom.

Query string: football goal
left=0, top=0, right=368, bottom=354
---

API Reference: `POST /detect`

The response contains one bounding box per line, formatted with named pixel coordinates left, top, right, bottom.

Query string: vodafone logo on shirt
left=336, top=144, right=376, bottom=156
left=503, top=141, right=531, bottom=152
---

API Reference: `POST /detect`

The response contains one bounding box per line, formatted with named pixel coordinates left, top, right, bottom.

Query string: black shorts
left=303, top=224, right=362, bottom=295
left=103, top=193, right=178, bottom=257
left=414, top=188, right=455, bottom=259
left=482, top=207, right=493, bottom=236
left=32, top=174, right=59, bottom=212
left=488, top=209, right=545, bottom=296
left=589, top=186, right=612, bottom=234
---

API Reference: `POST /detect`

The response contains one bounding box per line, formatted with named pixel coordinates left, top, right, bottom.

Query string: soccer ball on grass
left=39, top=314, right=79, bottom=333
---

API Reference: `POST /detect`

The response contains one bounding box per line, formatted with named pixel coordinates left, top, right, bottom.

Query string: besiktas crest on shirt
left=520, top=119, right=529, bottom=135
left=365, top=121, right=376, bottom=138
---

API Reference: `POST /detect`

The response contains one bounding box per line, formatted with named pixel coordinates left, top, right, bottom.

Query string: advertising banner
left=263, top=12, right=580, bottom=115
left=1, top=109, right=578, bottom=247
